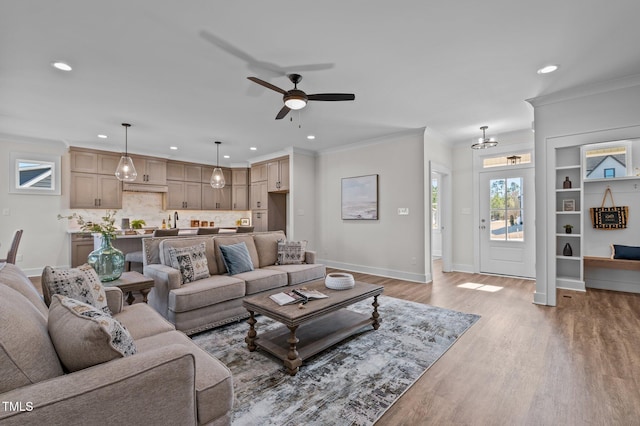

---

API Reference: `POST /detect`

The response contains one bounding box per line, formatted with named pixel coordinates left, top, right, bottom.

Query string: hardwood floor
left=328, top=262, right=640, bottom=425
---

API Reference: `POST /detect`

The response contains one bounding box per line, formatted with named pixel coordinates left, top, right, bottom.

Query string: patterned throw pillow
left=42, top=264, right=111, bottom=315
left=276, top=240, right=308, bottom=265
left=219, top=242, right=255, bottom=275
left=48, top=294, right=137, bottom=372
left=168, top=242, right=210, bottom=284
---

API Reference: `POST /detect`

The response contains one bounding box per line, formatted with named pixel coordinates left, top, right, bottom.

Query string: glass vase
left=87, top=234, right=125, bottom=282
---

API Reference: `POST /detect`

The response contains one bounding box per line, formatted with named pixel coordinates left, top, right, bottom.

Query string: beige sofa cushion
left=114, top=303, right=175, bottom=340
left=232, top=268, right=288, bottom=295
left=169, top=275, right=245, bottom=313
left=0, top=262, right=48, bottom=317
left=0, top=284, right=64, bottom=393
left=135, top=330, right=233, bottom=425
left=159, top=237, right=218, bottom=275
left=42, top=264, right=111, bottom=314
left=213, top=235, right=260, bottom=273
left=48, top=295, right=137, bottom=372
left=265, top=263, right=326, bottom=286
left=252, top=231, right=285, bottom=267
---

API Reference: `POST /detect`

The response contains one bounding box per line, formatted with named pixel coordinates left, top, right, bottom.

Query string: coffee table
left=104, top=271, right=154, bottom=305
left=242, top=279, right=383, bottom=376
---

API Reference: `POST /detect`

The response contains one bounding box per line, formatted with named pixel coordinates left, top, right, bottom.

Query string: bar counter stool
left=125, top=228, right=180, bottom=271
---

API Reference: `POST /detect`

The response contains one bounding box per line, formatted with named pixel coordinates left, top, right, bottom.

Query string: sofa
left=143, top=230, right=326, bottom=335
left=0, top=262, right=233, bottom=426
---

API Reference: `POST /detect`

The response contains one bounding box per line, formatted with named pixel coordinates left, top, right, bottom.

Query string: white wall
left=289, top=149, right=317, bottom=248
left=529, top=74, right=640, bottom=305
left=0, top=136, right=68, bottom=275
left=315, top=129, right=427, bottom=282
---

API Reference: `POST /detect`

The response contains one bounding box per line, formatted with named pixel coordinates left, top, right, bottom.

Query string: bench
left=583, top=256, right=640, bottom=271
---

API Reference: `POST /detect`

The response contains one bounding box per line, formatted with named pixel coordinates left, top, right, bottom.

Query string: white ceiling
left=2, top=1, right=640, bottom=166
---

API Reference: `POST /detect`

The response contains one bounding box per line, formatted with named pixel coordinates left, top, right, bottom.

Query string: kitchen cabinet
left=232, top=185, right=249, bottom=210
left=202, top=185, right=232, bottom=210
left=251, top=210, right=268, bottom=232
left=250, top=181, right=268, bottom=210
left=130, top=156, right=167, bottom=185
left=201, top=167, right=232, bottom=185
left=71, top=233, right=95, bottom=267
left=70, top=149, right=121, bottom=175
left=167, top=161, right=202, bottom=182
left=70, top=172, right=122, bottom=209
left=267, top=157, right=289, bottom=192
left=232, top=168, right=248, bottom=185
left=165, top=181, right=202, bottom=210
left=250, top=163, right=268, bottom=183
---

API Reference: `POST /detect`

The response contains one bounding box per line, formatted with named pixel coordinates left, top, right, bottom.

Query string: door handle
left=480, top=225, right=486, bottom=230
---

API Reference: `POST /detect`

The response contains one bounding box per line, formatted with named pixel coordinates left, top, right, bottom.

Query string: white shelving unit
left=554, top=148, right=585, bottom=290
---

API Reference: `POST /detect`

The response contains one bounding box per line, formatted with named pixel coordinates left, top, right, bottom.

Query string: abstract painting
left=342, top=174, right=378, bottom=220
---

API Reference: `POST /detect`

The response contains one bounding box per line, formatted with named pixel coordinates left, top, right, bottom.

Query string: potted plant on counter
left=131, top=219, right=146, bottom=230
left=58, top=210, right=124, bottom=282
left=563, top=224, right=574, bottom=234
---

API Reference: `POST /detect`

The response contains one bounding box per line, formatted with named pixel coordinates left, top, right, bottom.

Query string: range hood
left=122, top=183, right=168, bottom=193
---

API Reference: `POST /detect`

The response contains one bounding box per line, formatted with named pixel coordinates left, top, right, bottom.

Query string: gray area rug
left=191, top=295, right=480, bottom=426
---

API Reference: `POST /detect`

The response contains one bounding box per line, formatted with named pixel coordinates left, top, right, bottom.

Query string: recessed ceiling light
left=250, top=147, right=257, bottom=151
left=51, top=61, right=72, bottom=71
left=307, top=135, right=316, bottom=140
left=97, top=134, right=108, bottom=139
left=537, top=64, right=558, bottom=74
left=223, top=155, right=230, bottom=159
left=169, top=146, right=178, bottom=150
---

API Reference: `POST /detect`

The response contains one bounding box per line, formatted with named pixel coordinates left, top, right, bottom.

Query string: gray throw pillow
left=219, top=242, right=255, bottom=275
left=48, top=294, right=137, bottom=372
left=167, top=242, right=210, bottom=284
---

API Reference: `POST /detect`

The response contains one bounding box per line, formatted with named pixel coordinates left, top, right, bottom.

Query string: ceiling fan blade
left=307, top=93, right=355, bottom=101
left=247, top=77, right=288, bottom=95
left=275, top=105, right=291, bottom=120
left=283, top=63, right=335, bottom=73
left=199, top=30, right=256, bottom=63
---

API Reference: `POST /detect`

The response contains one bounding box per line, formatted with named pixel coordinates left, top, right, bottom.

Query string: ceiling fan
left=247, top=74, right=355, bottom=120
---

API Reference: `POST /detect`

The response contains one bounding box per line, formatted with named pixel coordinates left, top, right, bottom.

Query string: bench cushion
left=612, top=244, right=640, bottom=261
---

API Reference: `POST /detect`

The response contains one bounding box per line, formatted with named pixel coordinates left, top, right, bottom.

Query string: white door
left=479, top=167, right=535, bottom=278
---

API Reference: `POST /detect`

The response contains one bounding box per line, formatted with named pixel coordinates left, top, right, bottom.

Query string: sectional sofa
left=142, top=230, right=326, bottom=335
left=0, top=262, right=233, bottom=425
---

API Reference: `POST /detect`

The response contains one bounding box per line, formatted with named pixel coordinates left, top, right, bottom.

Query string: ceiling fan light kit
left=210, top=141, right=226, bottom=189
left=248, top=73, right=355, bottom=120
left=471, top=125, right=499, bottom=150
left=115, top=123, right=138, bottom=182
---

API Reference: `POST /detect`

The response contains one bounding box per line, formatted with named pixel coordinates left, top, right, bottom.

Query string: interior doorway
left=430, top=162, right=451, bottom=273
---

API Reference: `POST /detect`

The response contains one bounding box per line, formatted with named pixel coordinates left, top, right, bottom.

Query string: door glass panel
left=489, top=177, right=524, bottom=242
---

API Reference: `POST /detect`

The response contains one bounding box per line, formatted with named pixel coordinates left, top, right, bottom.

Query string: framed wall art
left=563, top=199, right=575, bottom=211
left=341, top=174, right=378, bottom=220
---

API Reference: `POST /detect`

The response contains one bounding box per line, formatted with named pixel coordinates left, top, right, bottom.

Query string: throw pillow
left=42, top=264, right=111, bottom=315
left=48, top=294, right=137, bottom=372
left=611, top=244, right=640, bottom=261
left=168, top=242, right=210, bottom=284
left=277, top=240, right=308, bottom=265
left=219, top=242, right=255, bottom=275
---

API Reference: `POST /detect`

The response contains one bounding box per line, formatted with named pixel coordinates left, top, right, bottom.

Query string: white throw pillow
left=42, top=264, right=111, bottom=315
left=276, top=240, right=307, bottom=265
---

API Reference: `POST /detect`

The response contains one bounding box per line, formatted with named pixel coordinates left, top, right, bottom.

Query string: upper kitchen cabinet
left=70, top=148, right=121, bottom=175
left=232, top=168, right=248, bottom=185
left=167, top=161, right=202, bottom=182
left=201, top=167, right=232, bottom=186
left=202, top=185, right=232, bottom=210
left=165, top=181, right=202, bottom=210
left=250, top=163, right=268, bottom=183
left=129, top=155, right=167, bottom=185
left=267, top=156, right=289, bottom=192
left=70, top=173, right=122, bottom=209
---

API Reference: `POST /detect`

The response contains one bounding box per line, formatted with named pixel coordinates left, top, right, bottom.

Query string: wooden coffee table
left=242, top=279, right=383, bottom=376
left=104, top=271, right=154, bottom=305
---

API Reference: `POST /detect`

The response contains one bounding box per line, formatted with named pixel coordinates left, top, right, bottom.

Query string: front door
left=479, top=167, right=535, bottom=278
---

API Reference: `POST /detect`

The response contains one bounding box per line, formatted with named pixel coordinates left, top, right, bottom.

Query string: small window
left=482, top=153, right=532, bottom=168
left=604, top=168, right=615, bottom=178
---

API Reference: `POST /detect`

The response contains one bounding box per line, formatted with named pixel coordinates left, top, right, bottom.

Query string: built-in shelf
left=556, top=233, right=581, bottom=237
left=556, top=165, right=581, bottom=170
left=555, top=188, right=582, bottom=192
left=556, top=255, right=581, bottom=261
left=584, top=175, right=640, bottom=183
left=556, top=211, right=580, bottom=215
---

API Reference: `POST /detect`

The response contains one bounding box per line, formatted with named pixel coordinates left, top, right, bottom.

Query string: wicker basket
left=325, top=273, right=355, bottom=290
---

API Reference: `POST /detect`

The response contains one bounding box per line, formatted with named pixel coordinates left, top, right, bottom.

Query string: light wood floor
left=328, top=262, right=640, bottom=426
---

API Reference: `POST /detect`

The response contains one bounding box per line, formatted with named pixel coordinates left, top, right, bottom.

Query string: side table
left=105, top=271, right=154, bottom=305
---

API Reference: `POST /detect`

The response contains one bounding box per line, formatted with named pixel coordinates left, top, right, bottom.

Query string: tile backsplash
left=61, top=192, right=250, bottom=231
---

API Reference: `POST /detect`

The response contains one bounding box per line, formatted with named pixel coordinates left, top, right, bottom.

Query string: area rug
left=191, top=296, right=480, bottom=426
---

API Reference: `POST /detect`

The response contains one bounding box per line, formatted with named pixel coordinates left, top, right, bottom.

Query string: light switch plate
left=397, top=208, right=409, bottom=215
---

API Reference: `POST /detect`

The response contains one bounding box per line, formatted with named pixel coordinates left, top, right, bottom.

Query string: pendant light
left=210, top=141, right=226, bottom=188
left=471, top=125, right=498, bottom=150
left=115, top=123, right=138, bottom=181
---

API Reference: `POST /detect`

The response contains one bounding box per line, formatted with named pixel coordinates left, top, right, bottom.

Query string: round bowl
left=325, top=272, right=355, bottom=290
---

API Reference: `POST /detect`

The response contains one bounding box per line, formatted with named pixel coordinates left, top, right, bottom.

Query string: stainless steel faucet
left=174, top=211, right=179, bottom=228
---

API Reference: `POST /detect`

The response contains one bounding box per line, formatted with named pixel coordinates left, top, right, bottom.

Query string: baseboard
left=19, top=264, right=71, bottom=278
left=452, top=263, right=474, bottom=274
left=320, top=259, right=430, bottom=284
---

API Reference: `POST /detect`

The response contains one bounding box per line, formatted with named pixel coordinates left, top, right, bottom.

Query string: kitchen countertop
left=68, top=227, right=238, bottom=237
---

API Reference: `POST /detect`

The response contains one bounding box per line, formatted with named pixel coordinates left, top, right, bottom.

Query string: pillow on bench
left=611, top=244, right=640, bottom=261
